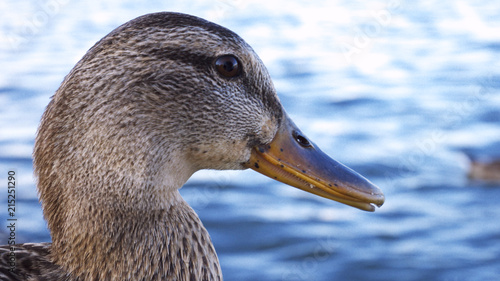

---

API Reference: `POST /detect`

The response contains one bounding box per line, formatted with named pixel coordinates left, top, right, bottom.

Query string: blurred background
left=1, top=1, right=499, bottom=280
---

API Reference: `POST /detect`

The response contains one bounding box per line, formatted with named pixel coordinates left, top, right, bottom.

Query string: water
left=1, top=1, right=500, bottom=280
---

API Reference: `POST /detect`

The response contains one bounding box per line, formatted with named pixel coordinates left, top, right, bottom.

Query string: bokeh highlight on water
left=1, top=1, right=499, bottom=280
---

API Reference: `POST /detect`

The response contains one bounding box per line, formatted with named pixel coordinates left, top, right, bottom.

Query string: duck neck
left=35, top=97, right=224, bottom=279
left=51, top=190, right=222, bottom=280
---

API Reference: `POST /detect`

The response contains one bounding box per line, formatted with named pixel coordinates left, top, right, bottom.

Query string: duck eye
left=215, top=55, right=241, bottom=78
left=293, top=130, right=312, bottom=148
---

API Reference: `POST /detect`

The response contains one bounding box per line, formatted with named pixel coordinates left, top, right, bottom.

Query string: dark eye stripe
left=144, top=47, right=214, bottom=72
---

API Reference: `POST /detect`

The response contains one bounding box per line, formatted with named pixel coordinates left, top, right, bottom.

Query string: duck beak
left=244, top=114, right=384, bottom=211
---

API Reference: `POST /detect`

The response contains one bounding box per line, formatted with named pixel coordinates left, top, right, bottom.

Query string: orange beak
left=244, top=114, right=384, bottom=211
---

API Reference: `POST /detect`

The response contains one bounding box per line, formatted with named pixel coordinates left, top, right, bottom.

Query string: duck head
left=33, top=12, right=384, bottom=280
left=36, top=13, right=384, bottom=238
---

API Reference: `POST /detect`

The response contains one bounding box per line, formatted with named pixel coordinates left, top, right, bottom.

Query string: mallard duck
left=0, top=12, right=384, bottom=280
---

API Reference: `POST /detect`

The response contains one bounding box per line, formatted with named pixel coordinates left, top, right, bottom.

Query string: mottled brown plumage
left=0, top=11, right=384, bottom=281
left=2, top=12, right=281, bottom=280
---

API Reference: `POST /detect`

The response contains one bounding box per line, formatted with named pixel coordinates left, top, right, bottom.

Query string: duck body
left=468, top=160, right=500, bottom=181
left=0, top=12, right=383, bottom=280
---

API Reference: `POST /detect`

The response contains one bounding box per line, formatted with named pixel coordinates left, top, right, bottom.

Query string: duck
left=468, top=159, right=500, bottom=181
left=0, top=12, right=384, bottom=280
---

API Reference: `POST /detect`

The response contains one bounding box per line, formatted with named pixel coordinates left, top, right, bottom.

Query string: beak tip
left=371, top=188, right=385, bottom=208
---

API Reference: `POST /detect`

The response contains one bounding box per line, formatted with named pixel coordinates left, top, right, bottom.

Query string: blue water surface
left=1, top=1, right=500, bottom=280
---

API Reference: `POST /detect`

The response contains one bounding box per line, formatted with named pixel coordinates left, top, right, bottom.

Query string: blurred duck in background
left=468, top=159, right=500, bottom=181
